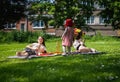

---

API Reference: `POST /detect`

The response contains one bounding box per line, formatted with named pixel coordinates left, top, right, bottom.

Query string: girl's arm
left=37, top=45, right=47, bottom=53
left=61, top=27, right=68, bottom=39
left=26, top=43, right=36, bottom=50
left=26, top=44, right=33, bottom=49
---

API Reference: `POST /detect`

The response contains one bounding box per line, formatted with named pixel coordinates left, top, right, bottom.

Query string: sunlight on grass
left=0, top=38, right=120, bottom=82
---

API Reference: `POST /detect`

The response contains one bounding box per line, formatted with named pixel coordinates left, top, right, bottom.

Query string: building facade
left=4, top=1, right=120, bottom=36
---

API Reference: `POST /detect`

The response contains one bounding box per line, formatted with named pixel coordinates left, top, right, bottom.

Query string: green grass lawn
left=0, top=38, right=120, bottom=82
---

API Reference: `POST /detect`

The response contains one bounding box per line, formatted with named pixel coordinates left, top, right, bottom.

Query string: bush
left=0, top=31, right=14, bottom=43
left=84, top=32, right=120, bottom=41
left=0, top=30, right=57, bottom=43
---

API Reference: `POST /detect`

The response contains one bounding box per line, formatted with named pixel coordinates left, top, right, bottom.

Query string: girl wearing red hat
left=61, top=18, right=74, bottom=55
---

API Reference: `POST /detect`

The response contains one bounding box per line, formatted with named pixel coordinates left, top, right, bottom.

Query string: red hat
left=64, top=19, right=73, bottom=27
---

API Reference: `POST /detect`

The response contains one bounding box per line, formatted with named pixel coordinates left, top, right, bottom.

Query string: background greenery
left=0, top=31, right=57, bottom=43
left=0, top=36, right=120, bottom=82
left=1, top=0, right=120, bottom=29
left=0, top=31, right=119, bottom=43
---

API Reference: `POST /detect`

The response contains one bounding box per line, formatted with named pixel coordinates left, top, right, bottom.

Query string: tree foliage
left=30, top=0, right=120, bottom=30
left=1, top=0, right=120, bottom=30
left=54, top=0, right=94, bottom=28
left=28, top=0, right=95, bottom=29
left=0, top=0, right=27, bottom=29
left=28, top=0, right=53, bottom=28
left=99, top=0, right=120, bottom=29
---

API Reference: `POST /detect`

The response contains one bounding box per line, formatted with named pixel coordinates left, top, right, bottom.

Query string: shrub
left=0, top=30, right=57, bottom=43
left=0, top=31, right=14, bottom=43
left=84, top=32, right=120, bottom=42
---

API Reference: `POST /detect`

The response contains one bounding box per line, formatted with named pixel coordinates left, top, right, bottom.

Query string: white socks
left=62, top=46, right=71, bottom=54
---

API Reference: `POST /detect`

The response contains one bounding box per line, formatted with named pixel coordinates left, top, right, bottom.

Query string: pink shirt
left=62, top=26, right=74, bottom=47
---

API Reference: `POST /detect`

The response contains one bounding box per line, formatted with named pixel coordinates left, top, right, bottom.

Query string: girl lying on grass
left=73, top=28, right=97, bottom=53
left=16, top=36, right=47, bottom=56
left=73, top=40, right=96, bottom=53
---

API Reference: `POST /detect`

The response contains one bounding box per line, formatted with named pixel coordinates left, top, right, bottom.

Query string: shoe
left=67, top=52, right=71, bottom=55
left=62, top=53, right=67, bottom=56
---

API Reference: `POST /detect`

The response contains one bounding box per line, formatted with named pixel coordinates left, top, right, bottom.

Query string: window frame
left=32, top=20, right=44, bottom=28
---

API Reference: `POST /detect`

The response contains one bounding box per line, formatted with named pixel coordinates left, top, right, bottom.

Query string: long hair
left=76, top=31, right=83, bottom=40
left=38, top=36, right=47, bottom=53
left=42, top=37, right=46, bottom=47
left=38, top=36, right=46, bottom=47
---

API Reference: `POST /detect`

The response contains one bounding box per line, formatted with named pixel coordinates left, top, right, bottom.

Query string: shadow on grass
left=0, top=59, right=10, bottom=63
left=0, top=54, right=120, bottom=82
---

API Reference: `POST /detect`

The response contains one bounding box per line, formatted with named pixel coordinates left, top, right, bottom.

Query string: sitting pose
left=73, top=28, right=96, bottom=53
left=16, top=36, right=47, bottom=56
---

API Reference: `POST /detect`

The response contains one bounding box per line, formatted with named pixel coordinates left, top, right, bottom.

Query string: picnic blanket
left=70, top=51, right=104, bottom=55
left=8, top=51, right=104, bottom=59
left=8, top=52, right=61, bottom=59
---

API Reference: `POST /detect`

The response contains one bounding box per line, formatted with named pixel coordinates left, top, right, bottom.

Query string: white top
left=26, top=43, right=46, bottom=51
left=31, top=43, right=39, bottom=50
left=73, top=40, right=81, bottom=49
left=38, top=44, right=47, bottom=51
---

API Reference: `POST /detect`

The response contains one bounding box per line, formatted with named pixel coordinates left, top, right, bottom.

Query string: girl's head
left=64, top=18, right=74, bottom=27
left=38, top=36, right=46, bottom=46
left=75, top=31, right=83, bottom=40
left=74, top=28, right=83, bottom=40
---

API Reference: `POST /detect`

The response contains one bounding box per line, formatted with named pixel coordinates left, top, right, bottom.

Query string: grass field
left=0, top=38, right=120, bottom=82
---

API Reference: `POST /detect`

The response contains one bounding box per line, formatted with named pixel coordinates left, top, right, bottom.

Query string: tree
left=53, top=0, right=94, bottom=29
left=0, top=0, right=27, bottom=29
left=99, top=0, right=120, bottom=29
left=28, top=0, right=53, bottom=29
left=28, top=0, right=95, bottom=29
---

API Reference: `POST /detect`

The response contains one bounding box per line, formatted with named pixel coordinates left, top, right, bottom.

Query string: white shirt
left=27, top=43, right=46, bottom=51
left=73, top=40, right=81, bottom=49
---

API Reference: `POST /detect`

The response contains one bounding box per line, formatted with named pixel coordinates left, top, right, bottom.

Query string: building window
left=99, top=4, right=105, bottom=9
left=99, top=16, right=105, bottom=24
left=5, top=23, right=16, bottom=29
left=94, top=1, right=99, bottom=9
left=86, top=16, right=94, bottom=24
left=81, top=1, right=92, bottom=6
left=33, top=20, right=44, bottom=28
left=20, top=23, right=25, bottom=31
left=94, top=1, right=105, bottom=10
left=81, top=1, right=88, bottom=5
